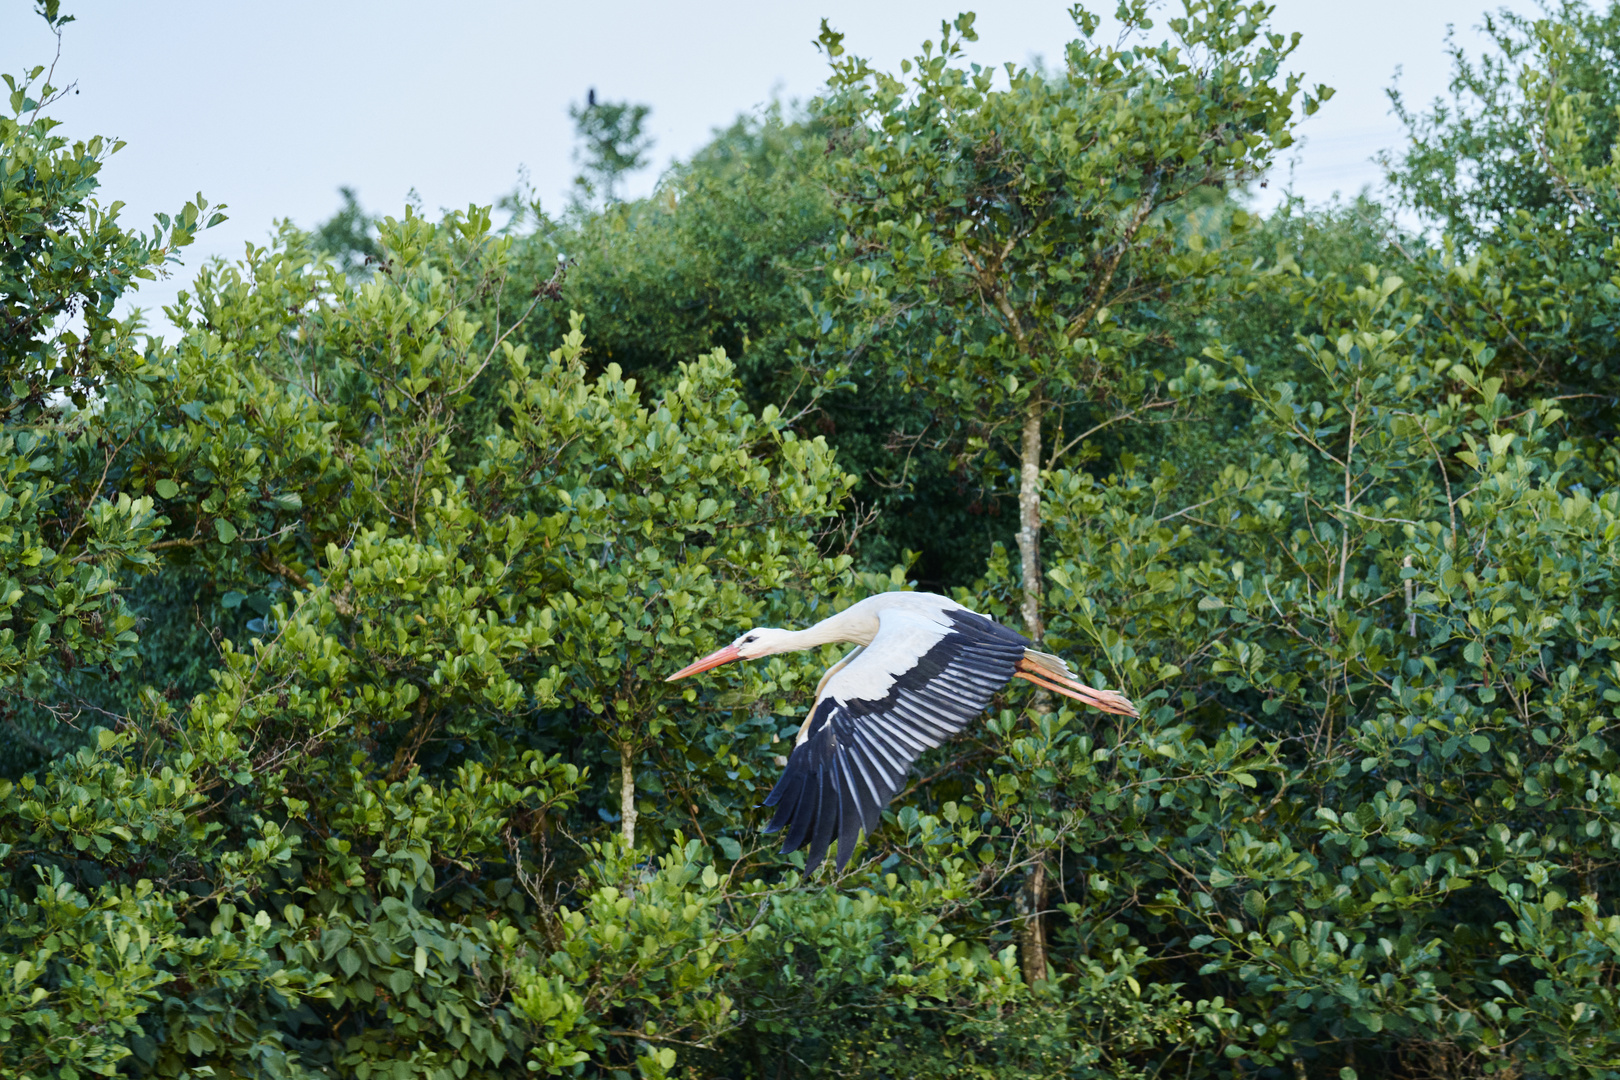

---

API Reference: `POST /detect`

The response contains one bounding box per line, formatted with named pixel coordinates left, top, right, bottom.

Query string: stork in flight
left=666, top=591, right=1136, bottom=874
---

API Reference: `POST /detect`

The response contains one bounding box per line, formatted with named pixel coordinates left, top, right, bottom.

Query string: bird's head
left=665, top=627, right=796, bottom=681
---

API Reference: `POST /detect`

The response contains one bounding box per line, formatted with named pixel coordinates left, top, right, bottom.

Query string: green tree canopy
left=570, top=91, right=655, bottom=206
left=6, top=1, right=1620, bottom=1077
left=813, top=0, right=1327, bottom=648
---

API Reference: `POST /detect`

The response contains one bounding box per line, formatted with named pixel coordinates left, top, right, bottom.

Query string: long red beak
left=665, top=643, right=743, bottom=682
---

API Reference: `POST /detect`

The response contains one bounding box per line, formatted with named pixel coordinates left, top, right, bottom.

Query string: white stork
left=666, top=591, right=1136, bottom=873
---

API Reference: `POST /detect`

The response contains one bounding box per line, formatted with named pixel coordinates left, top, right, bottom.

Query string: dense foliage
left=4, top=1, right=1620, bottom=1077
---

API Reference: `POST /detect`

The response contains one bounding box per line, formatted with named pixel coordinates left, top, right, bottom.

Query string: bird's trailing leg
left=1013, top=656, right=1137, bottom=716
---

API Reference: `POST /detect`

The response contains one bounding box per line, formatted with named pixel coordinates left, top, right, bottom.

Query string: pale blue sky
left=3, top=1, right=1529, bottom=332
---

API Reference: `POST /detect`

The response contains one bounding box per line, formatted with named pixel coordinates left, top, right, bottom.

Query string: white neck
left=751, top=605, right=875, bottom=658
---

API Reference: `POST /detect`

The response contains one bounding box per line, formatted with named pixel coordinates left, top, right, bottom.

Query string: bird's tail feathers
left=1022, top=649, right=1074, bottom=679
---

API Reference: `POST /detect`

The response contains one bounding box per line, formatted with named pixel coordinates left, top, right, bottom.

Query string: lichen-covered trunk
left=1019, top=861, right=1049, bottom=985
left=620, top=741, right=638, bottom=848
left=1017, top=402, right=1044, bottom=645
left=1015, top=402, right=1050, bottom=986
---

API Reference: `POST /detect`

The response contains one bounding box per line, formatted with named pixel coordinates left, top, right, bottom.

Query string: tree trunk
left=620, top=741, right=638, bottom=848
left=1019, top=860, right=1049, bottom=985
left=1015, top=401, right=1051, bottom=988
left=1016, top=401, right=1044, bottom=644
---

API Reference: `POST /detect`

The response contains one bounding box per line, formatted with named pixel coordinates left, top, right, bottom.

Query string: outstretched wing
left=762, top=607, right=1028, bottom=872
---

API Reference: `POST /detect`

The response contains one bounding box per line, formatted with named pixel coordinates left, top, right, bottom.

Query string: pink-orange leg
left=1013, top=660, right=1138, bottom=717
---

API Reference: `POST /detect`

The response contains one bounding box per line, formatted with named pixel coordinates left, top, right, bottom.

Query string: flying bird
left=666, top=591, right=1136, bottom=874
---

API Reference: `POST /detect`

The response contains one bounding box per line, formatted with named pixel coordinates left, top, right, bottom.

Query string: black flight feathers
left=762, top=610, right=1028, bottom=873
